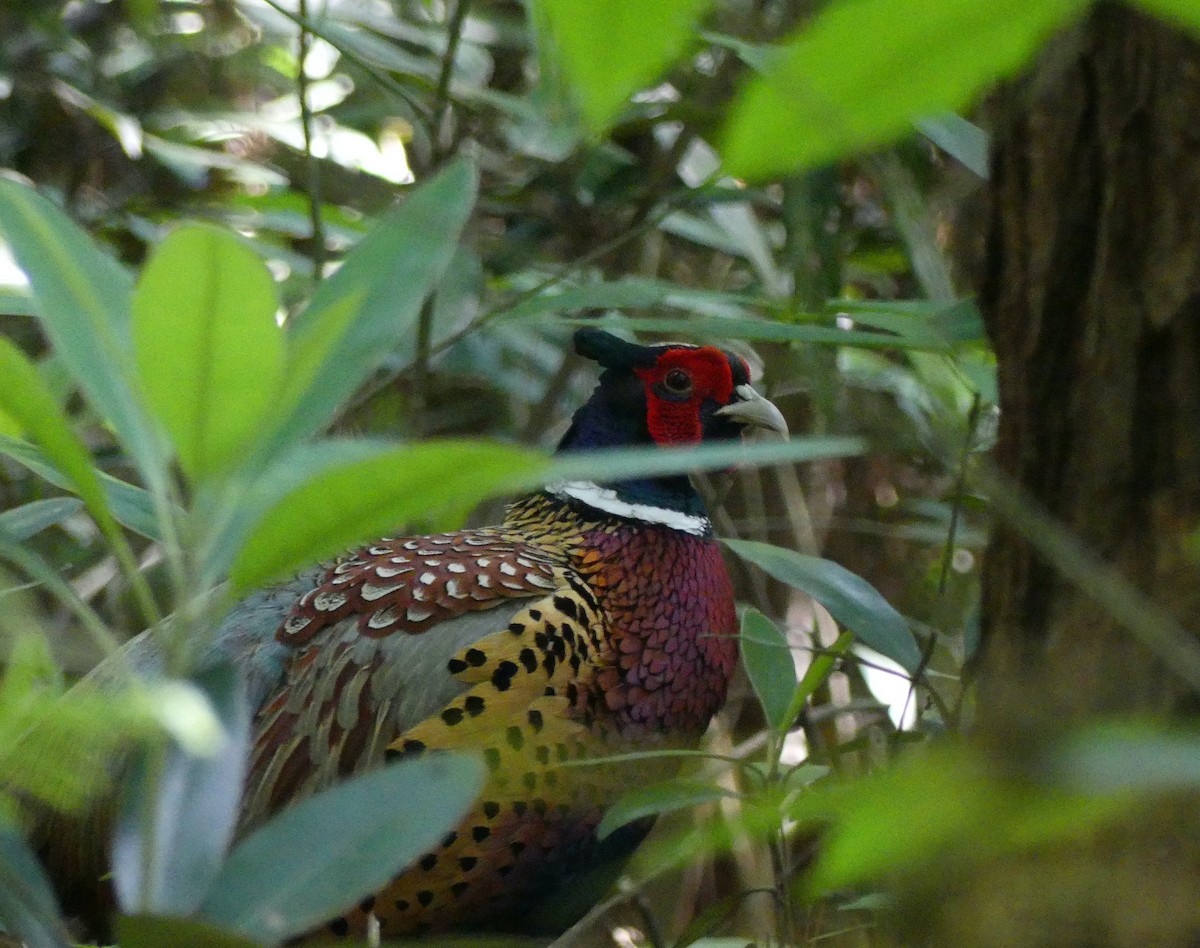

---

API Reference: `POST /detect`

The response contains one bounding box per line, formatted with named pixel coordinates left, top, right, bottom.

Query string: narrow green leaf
left=200, top=754, right=485, bottom=942
left=266, top=160, right=478, bottom=452
left=1053, top=725, right=1200, bottom=795
left=0, top=498, right=83, bottom=540
left=722, top=0, right=1088, bottom=179
left=560, top=314, right=955, bottom=352
left=229, top=441, right=550, bottom=592
left=915, top=114, right=990, bottom=179
left=0, top=434, right=161, bottom=540
left=0, top=340, right=125, bottom=547
left=1134, top=0, right=1200, bottom=35
left=740, top=609, right=797, bottom=730
left=724, top=539, right=920, bottom=673
left=132, top=224, right=283, bottom=481
left=598, top=779, right=736, bottom=840
left=0, top=824, right=70, bottom=948
left=536, top=0, right=715, bottom=131
left=116, top=914, right=264, bottom=948
left=0, top=175, right=164, bottom=478
left=111, top=666, right=249, bottom=916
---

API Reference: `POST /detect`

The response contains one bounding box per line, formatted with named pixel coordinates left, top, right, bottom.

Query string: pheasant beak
left=716, top=384, right=789, bottom=439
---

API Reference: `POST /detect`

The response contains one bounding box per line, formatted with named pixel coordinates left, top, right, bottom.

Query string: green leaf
left=0, top=823, right=70, bottom=948
left=1053, top=725, right=1200, bottom=795
left=0, top=434, right=161, bottom=540
left=597, top=778, right=735, bottom=840
left=739, top=609, right=797, bottom=730
left=0, top=498, right=83, bottom=540
left=200, top=754, right=485, bottom=942
left=535, top=0, right=715, bottom=131
left=723, top=539, right=920, bottom=673
left=112, top=666, right=249, bottom=916
left=132, top=224, right=283, bottom=482
left=229, top=440, right=550, bottom=592
left=562, top=313, right=955, bottom=352
left=266, top=160, right=478, bottom=452
left=0, top=175, right=164, bottom=479
left=915, top=114, right=990, bottom=179
left=116, top=914, right=264, bottom=948
left=722, top=0, right=1088, bottom=179
left=1134, top=0, right=1200, bottom=35
left=0, top=340, right=127, bottom=549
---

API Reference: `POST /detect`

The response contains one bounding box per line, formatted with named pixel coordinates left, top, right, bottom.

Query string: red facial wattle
left=634, top=347, right=735, bottom=446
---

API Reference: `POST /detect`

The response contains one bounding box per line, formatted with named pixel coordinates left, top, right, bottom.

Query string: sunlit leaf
left=0, top=339, right=128, bottom=551
left=133, top=224, right=283, bottom=481
left=1134, top=0, right=1200, bottom=35
left=266, top=160, right=478, bottom=452
left=535, top=0, right=715, bottom=131
left=0, top=175, right=164, bottom=479
left=724, top=539, right=920, bottom=673
left=229, top=440, right=550, bottom=592
left=739, top=608, right=797, bottom=730
left=722, top=0, right=1088, bottom=179
left=200, top=754, right=485, bottom=942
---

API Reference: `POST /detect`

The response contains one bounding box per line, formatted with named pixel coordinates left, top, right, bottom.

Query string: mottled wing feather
left=240, top=532, right=570, bottom=832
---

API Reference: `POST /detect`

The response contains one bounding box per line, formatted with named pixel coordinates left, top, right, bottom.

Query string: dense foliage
left=2, top=1, right=1200, bottom=946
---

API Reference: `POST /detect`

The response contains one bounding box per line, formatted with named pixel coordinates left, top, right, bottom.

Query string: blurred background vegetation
left=2, top=0, right=1200, bottom=946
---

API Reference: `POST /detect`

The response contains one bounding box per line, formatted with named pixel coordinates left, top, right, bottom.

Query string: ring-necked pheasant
left=66, top=328, right=789, bottom=940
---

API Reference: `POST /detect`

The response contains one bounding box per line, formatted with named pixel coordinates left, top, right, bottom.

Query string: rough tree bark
left=980, top=3, right=1200, bottom=715
left=903, top=7, right=1200, bottom=946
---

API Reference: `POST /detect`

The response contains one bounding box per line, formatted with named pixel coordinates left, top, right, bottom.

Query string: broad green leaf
left=799, top=746, right=1127, bottom=895
left=0, top=434, right=161, bottom=540
left=199, top=438, right=398, bottom=586
left=112, top=666, right=249, bottom=916
left=724, top=539, right=920, bottom=673
left=116, top=914, right=264, bottom=948
left=535, top=0, right=715, bottom=131
left=722, top=0, right=1088, bottom=179
left=0, top=498, right=83, bottom=540
left=230, top=440, right=550, bottom=592
left=739, top=608, right=797, bottom=730
left=0, top=176, right=164, bottom=479
left=0, top=340, right=126, bottom=549
left=133, top=224, right=283, bottom=481
left=1134, top=0, right=1200, bottom=34
left=597, top=778, right=736, bottom=840
left=0, top=285, right=37, bottom=317
left=200, top=754, right=485, bottom=942
left=266, top=160, right=478, bottom=452
left=0, top=824, right=70, bottom=948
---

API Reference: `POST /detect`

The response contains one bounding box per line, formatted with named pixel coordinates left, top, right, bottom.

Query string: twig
left=938, top=391, right=981, bottom=594
left=297, top=0, right=327, bottom=280
left=432, top=0, right=471, bottom=162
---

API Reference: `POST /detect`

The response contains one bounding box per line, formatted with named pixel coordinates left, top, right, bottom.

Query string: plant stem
left=432, top=0, right=471, bottom=162
left=297, top=0, right=327, bottom=281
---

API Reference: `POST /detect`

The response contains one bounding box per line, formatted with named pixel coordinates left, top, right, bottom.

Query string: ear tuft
left=573, top=328, right=657, bottom=370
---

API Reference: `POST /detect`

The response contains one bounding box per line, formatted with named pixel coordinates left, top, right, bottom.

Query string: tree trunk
left=900, top=8, right=1200, bottom=946
left=979, top=2, right=1200, bottom=716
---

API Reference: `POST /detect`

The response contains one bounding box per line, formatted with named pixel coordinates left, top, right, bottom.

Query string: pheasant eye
left=663, top=368, right=693, bottom=395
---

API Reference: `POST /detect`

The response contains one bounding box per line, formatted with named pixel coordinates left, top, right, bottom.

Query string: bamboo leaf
left=598, top=779, right=736, bottom=840
left=0, top=175, right=164, bottom=478
left=724, top=539, right=920, bottom=673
